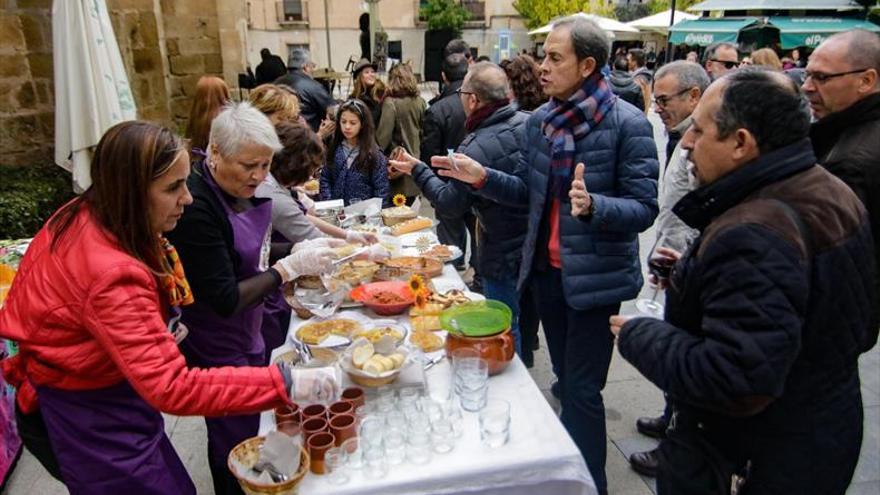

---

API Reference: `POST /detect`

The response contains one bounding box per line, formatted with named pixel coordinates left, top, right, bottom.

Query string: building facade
left=245, top=0, right=533, bottom=79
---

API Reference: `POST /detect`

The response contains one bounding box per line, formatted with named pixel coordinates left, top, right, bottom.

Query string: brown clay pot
left=307, top=432, right=335, bottom=474
left=329, top=413, right=357, bottom=446
left=445, top=326, right=515, bottom=376
left=341, top=387, right=365, bottom=408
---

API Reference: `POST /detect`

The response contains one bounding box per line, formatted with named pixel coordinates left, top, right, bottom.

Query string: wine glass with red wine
left=634, top=232, right=690, bottom=317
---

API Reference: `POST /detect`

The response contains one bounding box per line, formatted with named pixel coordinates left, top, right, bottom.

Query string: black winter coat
left=275, top=69, right=334, bottom=132
left=255, top=55, right=286, bottom=85
left=619, top=139, right=877, bottom=494
left=811, top=92, right=880, bottom=325
left=411, top=104, right=528, bottom=279
left=608, top=70, right=644, bottom=112
left=420, top=79, right=467, bottom=163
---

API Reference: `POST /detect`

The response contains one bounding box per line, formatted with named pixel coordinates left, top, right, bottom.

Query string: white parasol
left=528, top=12, right=640, bottom=38
left=626, top=9, right=699, bottom=35
left=53, top=0, right=137, bottom=192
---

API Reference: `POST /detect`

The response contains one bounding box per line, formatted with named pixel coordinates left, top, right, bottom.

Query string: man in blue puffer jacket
left=432, top=16, right=659, bottom=494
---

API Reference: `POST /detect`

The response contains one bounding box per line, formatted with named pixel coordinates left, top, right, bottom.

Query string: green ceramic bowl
left=440, top=299, right=512, bottom=338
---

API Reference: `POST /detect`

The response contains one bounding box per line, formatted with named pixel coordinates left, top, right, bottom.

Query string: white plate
left=399, top=244, right=463, bottom=262
left=397, top=231, right=439, bottom=247
left=289, top=311, right=373, bottom=349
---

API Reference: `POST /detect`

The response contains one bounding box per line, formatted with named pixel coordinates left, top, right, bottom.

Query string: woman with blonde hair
left=750, top=48, right=783, bottom=70
left=349, top=58, right=386, bottom=127
left=185, top=76, right=230, bottom=158
left=248, top=83, right=303, bottom=125
left=376, top=62, right=426, bottom=202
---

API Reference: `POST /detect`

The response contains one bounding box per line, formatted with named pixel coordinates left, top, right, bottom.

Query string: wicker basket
left=228, top=436, right=309, bottom=495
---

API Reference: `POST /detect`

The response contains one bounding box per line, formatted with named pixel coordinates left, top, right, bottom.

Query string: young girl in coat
left=319, top=98, right=390, bottom=206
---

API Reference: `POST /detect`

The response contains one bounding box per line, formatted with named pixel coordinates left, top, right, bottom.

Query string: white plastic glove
left=273, top=247, right=335, bottom=282
left=345, top=230, right=379, bottom=245
left=356, top=243, right=390, bottom=262
left=278, top=364, right=340, bottom=404
left=291, top=237, right=348, bottom=254
left=292, top=366, right=340, bottom=404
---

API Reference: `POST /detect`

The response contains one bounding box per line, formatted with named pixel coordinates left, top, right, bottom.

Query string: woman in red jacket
left=0, top=121, right=338, bottom=494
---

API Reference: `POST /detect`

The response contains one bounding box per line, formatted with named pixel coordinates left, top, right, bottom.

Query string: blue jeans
left=482, top=275, right=522, bottom=357
left=532, top=267, right=617, bottom=495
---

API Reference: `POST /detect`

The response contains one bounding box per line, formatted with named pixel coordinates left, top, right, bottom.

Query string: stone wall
left=0, top=0, right=55, bottom=168
left=159, top=0, right=224, bottom=129
left=0, top=0, right=243, bottom=168
left=108, top=0, right=172, bottom=125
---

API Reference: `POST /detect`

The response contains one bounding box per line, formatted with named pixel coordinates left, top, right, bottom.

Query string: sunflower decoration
left=408, top=274, right=425, bottom=295
left=392, top=194, right=407, bottom=207
left=414, top=290, right=428, bottom=308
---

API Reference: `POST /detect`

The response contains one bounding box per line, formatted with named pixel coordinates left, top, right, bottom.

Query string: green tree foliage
left=615, top=4, right=650, bottom=22
left=420, top=0, right=471, bottom=33
left=513, top=0, right=617, bottom=30
left=646, top=0, right=703, bottom=15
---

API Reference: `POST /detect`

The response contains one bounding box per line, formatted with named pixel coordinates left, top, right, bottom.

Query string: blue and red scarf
left=542, top=72, right=617, bottom=198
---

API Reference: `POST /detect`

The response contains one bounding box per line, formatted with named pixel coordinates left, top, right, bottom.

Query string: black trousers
left=436, top=210, right=478, bottom=272
left=15, top=404, right=62, bottom=481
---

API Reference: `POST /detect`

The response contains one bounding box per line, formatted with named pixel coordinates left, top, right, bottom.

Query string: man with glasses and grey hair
left=807, top=29, right=880, bottom=327
left=275, top=47, right=333, bottom=132
left=703, top=42, right=739, bottom=80
left=629, top=60, right=709, bottom=478
left=430, top=16, right=658, bottom=494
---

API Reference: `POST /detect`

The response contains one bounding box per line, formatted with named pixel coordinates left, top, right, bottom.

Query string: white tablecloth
left=259, top=264, right=596, bottom=495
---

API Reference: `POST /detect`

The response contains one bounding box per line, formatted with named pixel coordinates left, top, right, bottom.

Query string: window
left=282, top=0, right=304, bottom=21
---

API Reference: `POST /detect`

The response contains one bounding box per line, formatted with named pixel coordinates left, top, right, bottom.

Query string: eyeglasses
left=653, top=88, right=692, bottom=108
left=804, top=68, right=870, bottom=84
left=455, top=88, right=475, bottom=96
left=710, top=59, right=740, bottom=70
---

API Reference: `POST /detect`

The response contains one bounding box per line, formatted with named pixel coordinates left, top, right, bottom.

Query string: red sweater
left=0, top=207, right=289, bottom=414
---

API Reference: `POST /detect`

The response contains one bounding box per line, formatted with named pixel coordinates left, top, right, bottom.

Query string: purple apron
left=35, top=382, right=195, bottom=495
left=260, top=229, right=296, bottom=362
left=180, top=166, right=273, bottom=495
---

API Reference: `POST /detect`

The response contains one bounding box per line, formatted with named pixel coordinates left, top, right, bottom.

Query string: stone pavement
left=3, top=110, right=878, bottom=495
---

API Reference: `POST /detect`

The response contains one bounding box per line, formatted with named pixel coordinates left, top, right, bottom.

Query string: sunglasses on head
left=711, top=59, right=740, bottom=70
left=338, top=99, right=366, bottom=117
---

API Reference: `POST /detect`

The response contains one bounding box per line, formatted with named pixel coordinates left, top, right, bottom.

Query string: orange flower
left=392, top=194, right=407, bottom=207
left=408, top=274, right=425, bottom=294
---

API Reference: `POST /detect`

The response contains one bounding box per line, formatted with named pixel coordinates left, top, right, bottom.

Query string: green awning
left=768, top=17, right=880, bottom=49
left=669, top=18, right=761, bottom=46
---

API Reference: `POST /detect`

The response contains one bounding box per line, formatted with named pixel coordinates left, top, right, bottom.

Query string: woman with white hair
left=166, top=102, right=339, bottom=495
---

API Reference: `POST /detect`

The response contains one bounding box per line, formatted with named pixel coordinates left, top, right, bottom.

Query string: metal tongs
left=331, top=246, right=370, bottom=265
left=291, top=337, right=312, bottom=364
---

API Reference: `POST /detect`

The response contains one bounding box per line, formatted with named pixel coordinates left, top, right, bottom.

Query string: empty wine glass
left=634, top=231, right=691, bottom=317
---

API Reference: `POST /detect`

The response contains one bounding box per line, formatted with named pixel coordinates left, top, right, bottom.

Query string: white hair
left=208, top=101, right=282, bottom=158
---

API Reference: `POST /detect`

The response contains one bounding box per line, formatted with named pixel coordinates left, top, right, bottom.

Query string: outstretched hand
left=388, top=147, right=420, bottom=175
left=431, top=153, right=486, bottom=185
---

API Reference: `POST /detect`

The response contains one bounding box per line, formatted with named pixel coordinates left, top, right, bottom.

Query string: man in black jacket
left=612, top=68, right=877, bottom=494
left=608, top=55, right=644, bottom=112
left=255, top=48, right=286, bottom=85
left=805, top=29, right=880, bottom=325
left=274, top=48, right=333, bottom=132
left=390, top=62, right=528, bottom=353
left=421, top=53, right=472, bottom=271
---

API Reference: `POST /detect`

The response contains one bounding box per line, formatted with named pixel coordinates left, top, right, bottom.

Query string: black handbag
left=656, top=412, right=751, bottom=495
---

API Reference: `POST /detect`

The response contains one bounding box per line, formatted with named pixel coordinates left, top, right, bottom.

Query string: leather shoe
left=550, top=380, right=561, bottom=400
left=636, top=415, right=668, bottom=439
left=629, top=448, right=659, bottom=477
